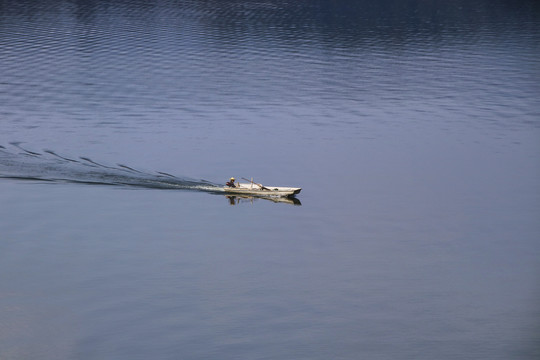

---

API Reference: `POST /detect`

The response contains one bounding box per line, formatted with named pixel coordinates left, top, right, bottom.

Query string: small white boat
left=224, top=178, right=301, bottom=198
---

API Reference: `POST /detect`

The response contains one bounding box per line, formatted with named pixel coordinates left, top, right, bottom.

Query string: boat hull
left=224, top=183, right=301, bottom=197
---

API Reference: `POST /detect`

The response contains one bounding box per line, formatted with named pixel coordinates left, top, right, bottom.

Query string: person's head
left=230, top=177, right=235, bottom=182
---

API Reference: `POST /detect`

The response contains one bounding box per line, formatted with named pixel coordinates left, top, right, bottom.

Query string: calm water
left=1, top=0, right=540, bottom=359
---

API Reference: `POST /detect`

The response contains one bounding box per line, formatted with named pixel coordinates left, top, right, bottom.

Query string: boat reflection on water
left=226, top=195, right=302, bottom=206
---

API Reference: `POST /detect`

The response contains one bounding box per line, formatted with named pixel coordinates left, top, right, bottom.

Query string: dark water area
left=1, top=1, right=540, bottom=359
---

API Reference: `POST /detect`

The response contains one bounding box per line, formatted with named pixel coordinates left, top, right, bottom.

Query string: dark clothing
left=226, top=181, right=236, bottom=187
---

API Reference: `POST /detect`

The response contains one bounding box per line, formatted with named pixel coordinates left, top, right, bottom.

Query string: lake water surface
left=1, top=1, right=539, bottom=359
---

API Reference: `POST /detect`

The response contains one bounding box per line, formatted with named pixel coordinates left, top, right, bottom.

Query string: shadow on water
left=225, top=195, right=301, bottom=206
left=0, top=143, right=302, bottom=206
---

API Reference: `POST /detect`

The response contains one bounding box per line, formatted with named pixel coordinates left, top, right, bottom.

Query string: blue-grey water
left=1, top=0, right=540, bottom=359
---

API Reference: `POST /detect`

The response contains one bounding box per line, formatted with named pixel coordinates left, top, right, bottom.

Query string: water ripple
left=0, top=144, right=219, bottom=191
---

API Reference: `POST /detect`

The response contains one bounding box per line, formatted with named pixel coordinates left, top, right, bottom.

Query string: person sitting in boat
left=226, top=177, right=237, bottom=187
